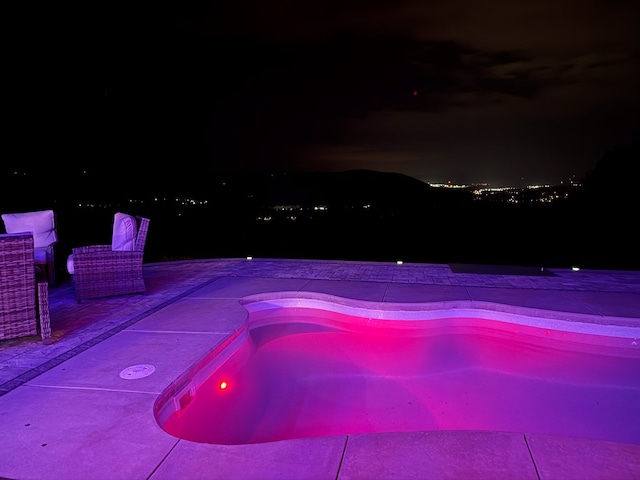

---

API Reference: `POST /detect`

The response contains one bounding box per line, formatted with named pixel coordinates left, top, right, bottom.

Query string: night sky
left=9, top=1, right=639, bottom=187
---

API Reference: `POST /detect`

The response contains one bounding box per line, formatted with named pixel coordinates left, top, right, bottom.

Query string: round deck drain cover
left=119, top=364, right=156, bottom=380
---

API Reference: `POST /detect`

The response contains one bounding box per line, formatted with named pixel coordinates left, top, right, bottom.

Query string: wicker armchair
left=69, top=216, right=150, bottom=303
left=0, top=233, right=52, bottom=344
left=1, top=209, right=59, bottom=287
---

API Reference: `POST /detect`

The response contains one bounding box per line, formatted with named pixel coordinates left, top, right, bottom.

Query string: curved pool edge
left=240, top=290, right=640, bottom=341
left=153, top=290, right=640, bottom=448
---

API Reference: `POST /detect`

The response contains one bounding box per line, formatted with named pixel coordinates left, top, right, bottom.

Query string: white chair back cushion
left=112, top=213, right=137, bottom=251
left=1, top=210, right=57, bottom=248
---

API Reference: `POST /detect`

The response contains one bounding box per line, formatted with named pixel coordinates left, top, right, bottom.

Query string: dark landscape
left=2, top=135, right=638, bottom=277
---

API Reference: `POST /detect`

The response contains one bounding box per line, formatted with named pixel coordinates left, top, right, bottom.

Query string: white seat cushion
left=112, top=213, right=137, bottom=251
left=66, top=254, right=74, bottom=275
left=2, top=210, right=57, bottom=248
left=34, top=247, right=50, bottom=264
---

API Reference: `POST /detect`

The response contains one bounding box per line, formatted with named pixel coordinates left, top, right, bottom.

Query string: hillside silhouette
left=2, top=136, right=639, bottom=274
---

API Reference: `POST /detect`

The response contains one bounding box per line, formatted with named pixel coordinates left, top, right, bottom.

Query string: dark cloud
left=7, top=1, right=640, bottom=185
left=185, top=37, right=542, bottom=171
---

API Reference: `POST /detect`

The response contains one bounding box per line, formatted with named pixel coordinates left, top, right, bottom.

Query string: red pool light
left=219, top=381, right=228, bottom=390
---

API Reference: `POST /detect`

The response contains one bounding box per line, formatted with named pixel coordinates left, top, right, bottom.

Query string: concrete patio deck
left=1, top=258, right=639, bottom=480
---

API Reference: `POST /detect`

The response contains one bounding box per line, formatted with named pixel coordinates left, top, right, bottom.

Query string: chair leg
left=37, top=282, right=52, bottom=345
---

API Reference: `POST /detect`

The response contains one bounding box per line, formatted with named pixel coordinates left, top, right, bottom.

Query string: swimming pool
left=154, top=292, right=640, bottom=446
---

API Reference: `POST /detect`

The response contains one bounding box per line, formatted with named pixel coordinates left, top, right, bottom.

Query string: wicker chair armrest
left=72, top=249, right=142, bottom=273
left=73, top=249, right=142, bottom=264
left=72, top=245, right=112, bottom=255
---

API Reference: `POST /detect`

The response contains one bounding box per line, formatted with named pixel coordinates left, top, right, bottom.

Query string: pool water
left=155, top=294, right=640, bottom=446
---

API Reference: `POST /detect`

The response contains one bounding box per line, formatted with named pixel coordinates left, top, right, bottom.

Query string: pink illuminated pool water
left=154, top=293, right=640, bottom=446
